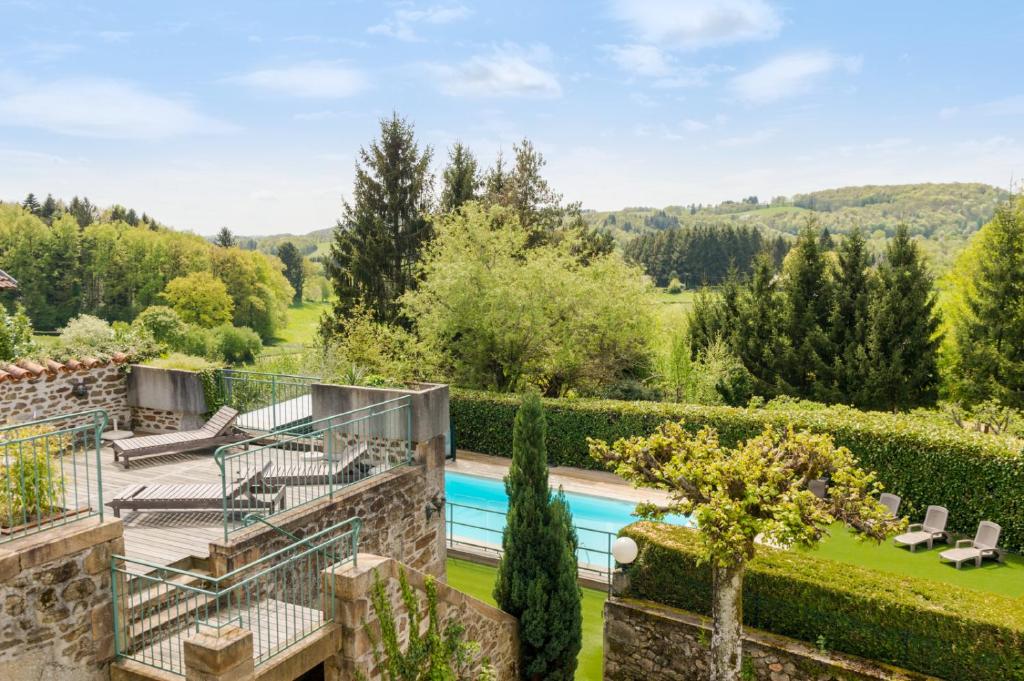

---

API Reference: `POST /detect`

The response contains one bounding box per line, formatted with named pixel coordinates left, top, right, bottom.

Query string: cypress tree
left=494, top=392, right=581, bottom=680
left=439, top=142, right=480, bottom=213
left=323, top=112, right=433, bottom=330
left=952, top=199, right=1024, bottom=407
left=863, top=224, right=941, bottom=410
left=276, top=241, right=305, bottom=304
left=829, top=228, right=873, bottom=403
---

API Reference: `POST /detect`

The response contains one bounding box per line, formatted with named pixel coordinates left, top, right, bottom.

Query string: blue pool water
left=444, top=470, right=690, bottom=567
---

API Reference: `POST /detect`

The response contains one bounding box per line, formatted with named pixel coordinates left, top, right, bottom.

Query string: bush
left=666, top=277, right=684, bottom=294
left=143, top=353, right=220, bottom=372
left=620, top=522, right=1024, bottom=681
left=211, top=324, right=262, bottom=364
left=451, top=389, right=1024, bottom=552
left=0, top=426, right=67, bottom=525
left=0, top=304, right=37, bottom=361
left=135, top=305, right=186, bottom=345
left=54, top=314, right=160, bottom=361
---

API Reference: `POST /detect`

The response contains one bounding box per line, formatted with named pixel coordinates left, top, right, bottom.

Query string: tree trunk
left=710, top=563, right=745, bottom=681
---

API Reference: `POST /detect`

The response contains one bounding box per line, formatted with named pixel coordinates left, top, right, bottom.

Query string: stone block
left=0, top=549, right=19, bottom=582
left=183, top=625, right=254, bottom=679
left=14, top=518, right=123, bottom=571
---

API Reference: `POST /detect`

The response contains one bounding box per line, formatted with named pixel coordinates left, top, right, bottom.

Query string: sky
left=1, top=1, right=1023, bottom=236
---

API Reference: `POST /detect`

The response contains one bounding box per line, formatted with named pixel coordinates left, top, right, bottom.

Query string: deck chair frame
left=113, top=407, right=248, bottom=468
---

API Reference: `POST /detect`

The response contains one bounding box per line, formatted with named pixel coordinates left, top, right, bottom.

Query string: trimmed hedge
left=450, top=389, right=1024, bottom=552
left=620, top=522, right=1024, bottom=681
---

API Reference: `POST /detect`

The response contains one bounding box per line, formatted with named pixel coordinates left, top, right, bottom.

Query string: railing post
left=95, top=410, right=107, bottom=522
left=271, top=375, right=278, bottom=431
left=405, top=399, right=413, bottom=464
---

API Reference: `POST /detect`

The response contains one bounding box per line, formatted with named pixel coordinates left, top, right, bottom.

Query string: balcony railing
left=0, top=410, right=108, bottom=543
left=219, top=369, right=320, bottom=433
left=111, top=517, right=360, bottom=676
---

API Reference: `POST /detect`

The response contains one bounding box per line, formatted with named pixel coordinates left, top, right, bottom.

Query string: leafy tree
left=211, top=247, right=293, bottom=341
left=214, top=227, right=236, bottom=248
left=39, top=194, right=59, bottom=222
left=68, top=195, right=97, bottom=228
left=363, top=566, right=494, bottom=681
left=947, top=199, right=1024, bottom=408
left=590, top=423, right=900, bottom=681
left=863, top=225, right=941, bottom=410
left=276, top=241, right=305, bottom=304
left=21, top=193, right=40, bottom=214
left=829, top=228, right=872, bottom=402
left=403, top=203, right=654, bottom=395
left=494, top=393, right=581, bottom=681
left=440, top=142, right=480, bottom=213
left=134, top=305, right=186, bottom=345
left=211, top=324, right=263, bottom=364
left=324, top=113, right=433, bottom=329
left=162, top=272, right=234, bottom=327
left=44, top=213, right=84, bottom=329
left=0, top=305, right=37, bottom=361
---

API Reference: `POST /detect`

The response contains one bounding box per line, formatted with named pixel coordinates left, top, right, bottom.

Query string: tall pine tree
left=214, top=227, right=236, bottom=248
left=323, top=113, right=433, bottom=330
left=439, top=142, right=480, bottom=213
left=276, top=241, right=305, bottom=304
left=494, top=392, right=581, bottom=681
left=21, top=193, right=40, bottom=214
left=829, top=228, right=873, bottom=403
left=951, top=199, right=1024, bottom=408
left=863, top=224, right=941, bottom=410
left=735, top=253, right=788, bottom=395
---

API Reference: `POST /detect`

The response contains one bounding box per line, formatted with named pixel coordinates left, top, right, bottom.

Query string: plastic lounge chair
left=893, top=505, right=949, bottom=551
left=808, top=479, right=828, bottom=499
left=106, top=461, right=284, bottom=518
left=940, top=521, right=1004, bottom=569
left=113, top=407, right=247, bottom=469
left=264, top=442, right=371, bottom=486
left=879, top=492, right=901, bottom=516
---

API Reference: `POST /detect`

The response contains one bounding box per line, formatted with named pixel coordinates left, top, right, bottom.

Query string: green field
left=446, top=558, right=607, bottom=680
left=273, top=300, right=330, bottom=347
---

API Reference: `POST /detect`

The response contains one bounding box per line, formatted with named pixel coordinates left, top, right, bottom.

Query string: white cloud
left=718, top=128, right=776, bottom=147
left=369, top=4, right=471, bottom=41
left=606, top=44, right=672, bottom=77
left=428, top=45, right=561, bottom=99
left=610, top=0, right=781, bottom=50
left=232, top=62, right=367, bottom=99
left=0, top=77, right=231, bottom=139
left=681, top=118, right=709, bottom=132
left=731, top=51, right=860, bottom=102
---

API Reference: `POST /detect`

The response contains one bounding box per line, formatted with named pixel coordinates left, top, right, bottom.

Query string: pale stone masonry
left=0, top=361, right=131, bottom=427
left=0, top=518, right=125, bottom=681
left=604, top=598, right=938, bottom=681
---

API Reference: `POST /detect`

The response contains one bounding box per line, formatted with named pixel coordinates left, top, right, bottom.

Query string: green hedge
left=620, top=522, right=1024, bottom=681
left=450, top=389, right=1024, bottom=552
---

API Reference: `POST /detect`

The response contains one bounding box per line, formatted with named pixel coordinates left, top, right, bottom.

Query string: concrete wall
left=126, top=365, right=208, bottom=431
left=0, top=363, right=130, bottom=428
left=604, top=598, right=937, bottom=681
left=327, top=554, right=518, bottom=681
left=0, top=518, right=124, bottom=681
left=312, top=382, right=449, bottom=445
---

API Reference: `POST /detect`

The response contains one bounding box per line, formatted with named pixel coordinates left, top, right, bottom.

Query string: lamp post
left=610, top=536, right=638, bottom=595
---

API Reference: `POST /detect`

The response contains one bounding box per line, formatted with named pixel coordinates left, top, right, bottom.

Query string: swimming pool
left=444, top=470, right=690, bottom=572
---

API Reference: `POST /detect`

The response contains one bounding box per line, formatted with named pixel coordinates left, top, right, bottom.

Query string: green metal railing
left=1, top=410, right=108, bottom=543
left=111, top=517, right=360, bottom=676
left=445, top=501, right=617, bottom=587
left=214, top=396, right=412, bottom=540
left=219, top=369, right=319, bottom=433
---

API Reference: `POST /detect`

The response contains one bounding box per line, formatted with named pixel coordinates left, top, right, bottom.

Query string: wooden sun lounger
left=106, top=461, right=284, bottom=518
left=113, top=407, right=248, bottom=469
left=264, top=442, right=371, bottom=486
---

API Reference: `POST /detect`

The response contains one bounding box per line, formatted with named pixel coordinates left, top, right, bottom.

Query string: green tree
left=494, top=393, right=581, bottom=681
left=734, top=253, right=787, bottom=396
left=21, top=193, right=40, bottom=215
left=211, top=248, right=293, bottom=341
left=214, top=227, right=236, bottom=248
left=44, top=213, right=84, bottom=328
left=485, top=139, right=563, bottom=248
left=324, top=113, right=433, bottom=329
left=162, top=272, right=234, bottom=327
left=947, top=199, right=1024, bottom=407
left=590, top=423, right=901, bottom=681
left=39, top=194, right=59, bottom=222
left=0, top=305, right=37, bottom=361
left=68, top=195, right=96, bottom=228
left=779, top=222, right=835, bottom=400
left=829, top=228, right=873, bottom=402
left=440, top=142, right=480, bottom=213
left=862, top=225, right=941, bottom=410
left=276, top=241, right=305, bottom=304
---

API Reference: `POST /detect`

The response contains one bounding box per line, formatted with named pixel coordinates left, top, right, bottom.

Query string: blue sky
left=1, top=1, right=1022, bottom=235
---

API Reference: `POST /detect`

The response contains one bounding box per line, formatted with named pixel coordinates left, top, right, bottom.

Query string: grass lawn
left=446, top=558, right=607, bottom=681
left=272, top=300, right=330, bottom=347
left=803, top=523, right=1024, bottom=598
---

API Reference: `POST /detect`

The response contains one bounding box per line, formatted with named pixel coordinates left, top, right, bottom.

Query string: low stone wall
left=0, top=518, right=124, bottom=681
left=327, top=554, right=518, bottom=680
left=0, top=362, right=130, bottom=427
left=129, top=405, right=186, bottom=433
left=207, top=434, right=447, bottom=580
left=604, top=598, right=937, bottom=681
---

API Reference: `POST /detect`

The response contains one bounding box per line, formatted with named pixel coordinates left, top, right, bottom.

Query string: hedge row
left=450, top=389, right=1024, bottom=552
left=620, top=522, right=1024, bottom=681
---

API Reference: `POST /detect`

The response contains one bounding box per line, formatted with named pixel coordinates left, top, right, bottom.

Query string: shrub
left=0, top=304, right=37, bottom=361
left=54, top=314, right=160, bottom=361
left=666, top=277, right=684, bottom=294
left=135, top=305, right=186, bottom=345
left=143, top=353, right=220, bottom=372
left=0, top=426, right=67, bottom=525
left=620, top=522, right=1024, bottom=681
left=450, top=389, right=1024, bottom=551
left=211, top=324, right=262, bottom=364
left=162, top=271, right=234, bottom=328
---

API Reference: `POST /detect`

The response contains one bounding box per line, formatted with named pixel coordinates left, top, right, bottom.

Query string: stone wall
left=127, top=365, right=209, bottom=432
left=0, top=363, right=130, bottom=427
left=129, top=406, right=186, bottom=433
left=207, top=434, right=447, bottom=580
left=604, top=598, right=937, bottom=681
left=327, top=554, right=518, bottom=681
left=0, top=518, right=124, bottom=681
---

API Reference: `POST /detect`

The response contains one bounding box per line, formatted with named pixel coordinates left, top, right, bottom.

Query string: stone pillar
left=323, top=553, right=393, bottom=680
left=183, top=625, right=255, bottom=681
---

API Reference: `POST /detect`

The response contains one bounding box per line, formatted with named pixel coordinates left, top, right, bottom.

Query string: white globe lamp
left=611, top=536, right=639, bottom=565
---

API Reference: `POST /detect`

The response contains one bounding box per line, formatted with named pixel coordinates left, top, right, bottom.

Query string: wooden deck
left=71, top=445, right=228, bottom=566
